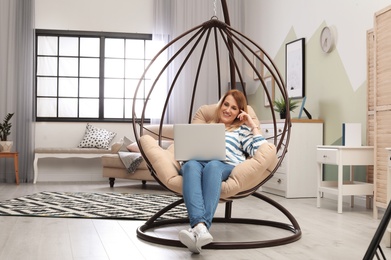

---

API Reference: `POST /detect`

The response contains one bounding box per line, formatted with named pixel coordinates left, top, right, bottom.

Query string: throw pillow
left=119, top=136, right=133, bottom=152
left=78, top=124, right=116, bottom=149
left=127, top=142, right=140, bottom=152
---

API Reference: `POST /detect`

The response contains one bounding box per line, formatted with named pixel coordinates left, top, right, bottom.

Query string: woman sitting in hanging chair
left=178, top=89, right=268, bottom=253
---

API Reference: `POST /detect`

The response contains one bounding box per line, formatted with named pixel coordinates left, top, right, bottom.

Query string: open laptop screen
left=174, top=124, right=226, bottom=161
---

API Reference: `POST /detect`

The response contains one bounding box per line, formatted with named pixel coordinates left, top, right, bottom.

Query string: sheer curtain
left=0, top=0, right=35, bottom=183
left=153, top=0, right=243, bottom=124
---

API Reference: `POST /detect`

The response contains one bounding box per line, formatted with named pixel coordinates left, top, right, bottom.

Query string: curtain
left=0, top=0, right=35, bottom=183
left=153, top=0, right=243, bottom=124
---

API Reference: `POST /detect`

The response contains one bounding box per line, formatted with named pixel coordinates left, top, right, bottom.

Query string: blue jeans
left=180, top=160, right=234, bottom=229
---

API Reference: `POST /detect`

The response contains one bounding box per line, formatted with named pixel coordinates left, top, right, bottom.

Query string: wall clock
left=320, top=26, right=334, bottom=53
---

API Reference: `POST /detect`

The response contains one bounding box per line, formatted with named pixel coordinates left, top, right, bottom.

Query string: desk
left=317, top=146, right=374, bottom=213
left=0, top=152, right=19, bottom=184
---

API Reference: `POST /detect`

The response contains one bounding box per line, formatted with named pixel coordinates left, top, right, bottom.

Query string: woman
left=178, top=89, right=267, bottom=253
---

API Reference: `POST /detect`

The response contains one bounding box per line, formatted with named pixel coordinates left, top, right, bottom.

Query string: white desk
left=316, top=145, right=374, bottom=213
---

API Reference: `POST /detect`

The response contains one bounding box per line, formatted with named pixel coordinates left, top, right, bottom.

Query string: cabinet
left=260, top=119, right=323, bottom=198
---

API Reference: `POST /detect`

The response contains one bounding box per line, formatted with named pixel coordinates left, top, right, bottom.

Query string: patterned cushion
left=78, top=124, right=116, bottom=149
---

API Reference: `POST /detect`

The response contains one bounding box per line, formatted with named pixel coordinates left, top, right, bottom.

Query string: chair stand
left=363, top=199, right=391, bottom=259
left=136, top=192, right=302, bottom=249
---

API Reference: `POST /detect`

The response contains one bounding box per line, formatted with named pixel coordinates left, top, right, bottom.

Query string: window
left=35, top=30, right=163, bottom=122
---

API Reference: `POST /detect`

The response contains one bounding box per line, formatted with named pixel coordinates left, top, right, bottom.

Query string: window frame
left=35, top=29, right=152, bottom=123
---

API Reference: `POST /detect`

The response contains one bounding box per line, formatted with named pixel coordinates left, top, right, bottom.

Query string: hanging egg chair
left=132, top=1, right=301, bottom=249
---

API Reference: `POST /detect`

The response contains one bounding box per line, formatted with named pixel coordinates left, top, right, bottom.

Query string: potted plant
left=0, top=112, right=15, bottom=152
left=273, top=97, right=299, bottom=119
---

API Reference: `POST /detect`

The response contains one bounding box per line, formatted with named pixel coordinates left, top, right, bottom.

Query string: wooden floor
left=0, top=180, right=389, bottom=260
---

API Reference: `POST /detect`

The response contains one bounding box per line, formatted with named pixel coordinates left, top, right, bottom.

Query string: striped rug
left=0, top=191, right=187, bottom=220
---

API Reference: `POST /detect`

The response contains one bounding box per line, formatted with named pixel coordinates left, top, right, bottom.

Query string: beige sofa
left=101, top=125, right=173, bottom=187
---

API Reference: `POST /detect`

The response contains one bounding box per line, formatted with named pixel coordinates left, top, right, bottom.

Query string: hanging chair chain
left=213, top=0, right=217, bottom=17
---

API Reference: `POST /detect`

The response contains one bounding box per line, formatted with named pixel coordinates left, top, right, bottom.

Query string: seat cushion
left=221, top=142, right=277, bottom=198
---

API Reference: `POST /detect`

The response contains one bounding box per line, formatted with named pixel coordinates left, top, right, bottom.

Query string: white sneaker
left=178, top=228, right=201, bottom=253
left=193, top=223, right=213, bottom=249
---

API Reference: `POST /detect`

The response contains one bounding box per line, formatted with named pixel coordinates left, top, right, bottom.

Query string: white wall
left=35, top=0, right=154, bottom=33
left=35, top=122, right=135, bottom=148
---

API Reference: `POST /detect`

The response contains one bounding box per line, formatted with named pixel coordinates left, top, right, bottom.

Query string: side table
left=0, top=152, right=19, bottom=184
left=316, top=145, right=374, bottom=213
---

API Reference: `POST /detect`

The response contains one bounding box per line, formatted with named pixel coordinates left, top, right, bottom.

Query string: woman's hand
left=237, top=110, right=257, bottom=129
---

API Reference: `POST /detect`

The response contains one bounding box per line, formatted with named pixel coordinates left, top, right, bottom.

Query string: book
left=342, top=123, right=361, bottom=147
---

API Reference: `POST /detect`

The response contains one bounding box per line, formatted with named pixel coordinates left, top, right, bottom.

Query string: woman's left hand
left=237, top=110, right=257, bottom=129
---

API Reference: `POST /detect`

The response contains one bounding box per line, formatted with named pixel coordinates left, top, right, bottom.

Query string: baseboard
left=38, top=173, right=107, bottom=182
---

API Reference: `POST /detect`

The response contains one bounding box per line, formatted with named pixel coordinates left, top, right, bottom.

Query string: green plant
left=273, top=97, right=299, bottom=114
left=0, top=113, right=14, bottom=141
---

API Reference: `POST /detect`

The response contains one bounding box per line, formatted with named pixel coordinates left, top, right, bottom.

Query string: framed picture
left=253, top=50, right=264, bottom=80
left=264, top=76, right=275, bottom=107
left=285, top=38, right=305, bottom=98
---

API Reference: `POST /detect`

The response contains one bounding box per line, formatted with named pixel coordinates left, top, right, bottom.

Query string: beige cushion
left=192, top=104, right=260, bottom=126
left=140, top=134, right=277, bottom=200
left=127, top=140, right=174, bottom=153
left=110, top=142, right=123, bottom=153
left=192, top=104, right=217, bottom=123
left=139, top=104, right=278, bottom=200
left=221, top=142, right=277, bottom=198
left=140, top=135, right=182, bottom=194
left=127, top=142, right=140, bottom=152
left=142, top=124, right=174, bottom=140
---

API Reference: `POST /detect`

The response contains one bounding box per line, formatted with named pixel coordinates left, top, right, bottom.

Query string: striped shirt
left=225, top=125, right=267, bottom=166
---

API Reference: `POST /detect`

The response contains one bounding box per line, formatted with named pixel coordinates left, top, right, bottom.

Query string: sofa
left=101, top=124, right=174, bottom=187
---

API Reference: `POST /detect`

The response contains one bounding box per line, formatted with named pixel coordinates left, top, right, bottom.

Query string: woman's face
left=219, top=94, right=240, bottom=126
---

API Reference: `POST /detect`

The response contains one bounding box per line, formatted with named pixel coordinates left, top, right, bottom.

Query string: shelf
left=319, top=181, right=374, bottom=196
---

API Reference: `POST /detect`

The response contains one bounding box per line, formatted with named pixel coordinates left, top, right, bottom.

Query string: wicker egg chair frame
left=132, top=1, right=301, bottom=249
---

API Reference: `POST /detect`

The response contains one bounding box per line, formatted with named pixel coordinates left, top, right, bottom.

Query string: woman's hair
left=212, top=89, right=248, bottom=130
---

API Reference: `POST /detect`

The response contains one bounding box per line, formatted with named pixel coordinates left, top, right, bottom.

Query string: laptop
left=174, top=123, right=226, bottom=161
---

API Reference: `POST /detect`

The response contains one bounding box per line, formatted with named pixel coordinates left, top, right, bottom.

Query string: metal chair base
left=137, top=192, right=302, bottom=249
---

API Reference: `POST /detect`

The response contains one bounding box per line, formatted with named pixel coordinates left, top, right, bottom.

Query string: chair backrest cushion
left=192, top=104, right=260, bottom=127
